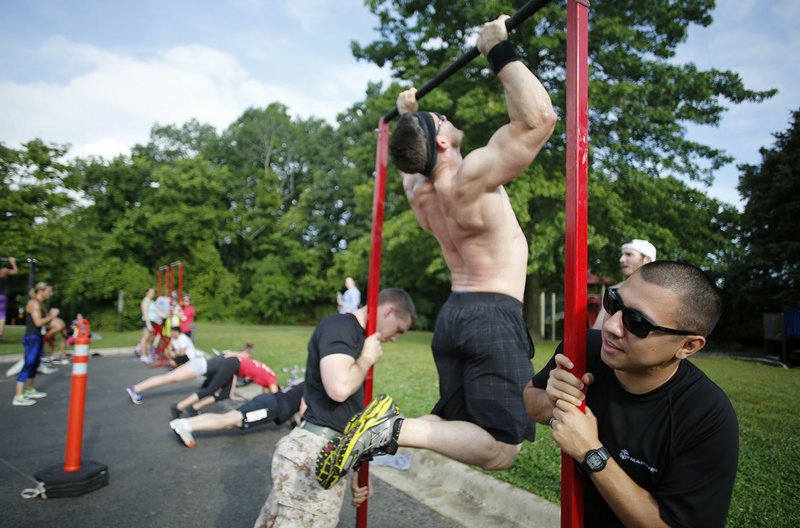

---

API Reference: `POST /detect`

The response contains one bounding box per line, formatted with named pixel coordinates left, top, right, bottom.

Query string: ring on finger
left=548, top=417, right=556, bottom=427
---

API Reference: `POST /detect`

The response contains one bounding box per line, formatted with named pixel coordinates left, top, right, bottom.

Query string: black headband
left=412, top=111, right=438, bottom=178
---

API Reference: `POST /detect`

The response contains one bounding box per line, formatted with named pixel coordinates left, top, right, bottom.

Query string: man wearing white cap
left=593, top=239, right=657, bottom=329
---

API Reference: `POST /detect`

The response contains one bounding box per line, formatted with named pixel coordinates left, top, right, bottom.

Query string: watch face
left=586, top=452, right=605, bottom=470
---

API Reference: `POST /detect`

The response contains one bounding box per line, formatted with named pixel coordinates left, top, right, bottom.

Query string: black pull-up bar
left=381, top=0, right=554, bottom=123
left=0, top=257, right=38, bottom=289
left=0, top=257, right=37, bottom=263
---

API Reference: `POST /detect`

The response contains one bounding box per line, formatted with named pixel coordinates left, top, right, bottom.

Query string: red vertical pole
left=563, top=1, right=590, bottom=527
left=178, top=261, right=183, bottom=299
left=167, top=264, right=174, bottom=297
left=356, top=118, right=390, bottom=528
left=64, top=319, right=91, bottom=472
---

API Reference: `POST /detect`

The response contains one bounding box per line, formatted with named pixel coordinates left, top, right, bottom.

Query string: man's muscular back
left=395, top=16, right=556, bottom=304
left=404, top=166, right=528, bottom=302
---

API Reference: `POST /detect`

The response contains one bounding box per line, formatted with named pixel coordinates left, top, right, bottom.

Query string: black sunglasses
left=603, top=288, right=695, bottom=339
left=433, top=112, right=446, bottom=136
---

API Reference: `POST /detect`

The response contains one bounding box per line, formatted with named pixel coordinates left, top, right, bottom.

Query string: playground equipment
left=362, top=1, right=590, bottom=526
left=157, top=260, right=184, bottom=299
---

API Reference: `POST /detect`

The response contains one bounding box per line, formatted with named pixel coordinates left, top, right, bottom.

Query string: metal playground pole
left=562, top=1, right=591, bottom=526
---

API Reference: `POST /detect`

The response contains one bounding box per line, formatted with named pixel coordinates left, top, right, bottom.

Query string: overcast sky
left=1, top=0, right=797, bottom=209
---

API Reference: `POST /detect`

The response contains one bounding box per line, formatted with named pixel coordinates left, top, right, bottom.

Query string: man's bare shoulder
left=448, top=145, right=514, bottom=205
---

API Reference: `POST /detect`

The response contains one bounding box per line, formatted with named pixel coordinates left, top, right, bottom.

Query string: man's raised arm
left=464, top=15, right=557, bottom=189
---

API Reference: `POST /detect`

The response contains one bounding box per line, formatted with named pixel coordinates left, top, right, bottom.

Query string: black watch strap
left=580, top=446, right=611, bottom=474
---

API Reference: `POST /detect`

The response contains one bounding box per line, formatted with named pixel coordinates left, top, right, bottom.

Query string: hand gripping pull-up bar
left=380, top=0, right=555, bottom=123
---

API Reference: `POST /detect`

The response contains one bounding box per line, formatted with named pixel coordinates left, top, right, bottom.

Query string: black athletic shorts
left=173, top=355, right=189, bottom=366
left=431, top=292, right=536, bottom=444
left=238, top=394, right=280, bottom=429
left=197, top=357, right=239, bottom=401
left=237, top=383, right=304, bottom=429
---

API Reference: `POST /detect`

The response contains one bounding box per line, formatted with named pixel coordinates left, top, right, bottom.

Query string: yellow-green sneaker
left=315, top=394, right=404, bottom=490
left=315, top=434, right=343, bottom=490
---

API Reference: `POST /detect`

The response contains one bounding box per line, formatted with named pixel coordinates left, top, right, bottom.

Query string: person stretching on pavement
left=126, top=326, right=207, bottom=403
left=170, top=348, right=279, bottom=419
left=169, top=381, right=305, bottom=448
left=127, top=340, right=278, bottom=418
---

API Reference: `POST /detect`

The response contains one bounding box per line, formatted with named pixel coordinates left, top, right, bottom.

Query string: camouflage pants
left=254, top=427, right=346, bottom=528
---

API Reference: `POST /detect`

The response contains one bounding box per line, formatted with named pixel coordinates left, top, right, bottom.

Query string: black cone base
left=34, top=460, right=109, bottom=498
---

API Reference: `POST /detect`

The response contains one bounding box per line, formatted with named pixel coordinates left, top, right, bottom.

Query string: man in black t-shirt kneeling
left=525, top=261, right=738, bottom=528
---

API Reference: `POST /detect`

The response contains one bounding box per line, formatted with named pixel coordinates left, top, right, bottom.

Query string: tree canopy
left=0, top=1, right=781, bottom=340
left=719, top=109, right=800, bottom=340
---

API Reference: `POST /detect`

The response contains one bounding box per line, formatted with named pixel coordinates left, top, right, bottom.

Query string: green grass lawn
left=3, top=322, right=798, bottom=527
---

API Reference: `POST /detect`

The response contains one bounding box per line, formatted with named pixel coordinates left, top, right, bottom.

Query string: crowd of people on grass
left=4, top=13, right=740, bottom=527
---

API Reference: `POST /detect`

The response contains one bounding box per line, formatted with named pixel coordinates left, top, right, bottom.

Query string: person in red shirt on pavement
left=171, top=346, right=279, bottom=418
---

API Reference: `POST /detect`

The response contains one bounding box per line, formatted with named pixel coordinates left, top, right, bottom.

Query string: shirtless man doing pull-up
left=316, top=14, right=556, bottom=489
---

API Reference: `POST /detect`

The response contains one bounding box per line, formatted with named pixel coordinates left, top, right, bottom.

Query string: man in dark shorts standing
left=315, top=13, right=556, bottom=489
left=524, top=261, right=738, bottom=527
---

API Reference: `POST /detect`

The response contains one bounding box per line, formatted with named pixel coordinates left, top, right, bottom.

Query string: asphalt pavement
left=0, top=351, right=462, bottom=528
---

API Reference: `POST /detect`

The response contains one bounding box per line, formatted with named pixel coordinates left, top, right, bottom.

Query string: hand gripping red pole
left=64, top=319, right=91, bottom=472
left=563, top=0, right=590, bottom=526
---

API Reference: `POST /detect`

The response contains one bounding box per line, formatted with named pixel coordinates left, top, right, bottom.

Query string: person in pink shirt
left=179, top=293, right=196, bottom=341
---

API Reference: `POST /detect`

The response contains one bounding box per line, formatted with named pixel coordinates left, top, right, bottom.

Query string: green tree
left=1, top=140, right=77, bottom=256
left=132, top=119, right=218, bottom=164
left=0, top=140, right=84, bottom=312
left=350, top=0, right=772, bottom=332
left=60, top=255, right=152, bottom=329
left=187, top=240, right=242, bottom=321
left=66, top=122, right=240, bottom=325
left=64, top=107, right=358, bottom=325
left=721, top=109, right=800, bottom=340
left=75, top=155, right=154, bottom=233
left=208, top=105, right=325, bottom=271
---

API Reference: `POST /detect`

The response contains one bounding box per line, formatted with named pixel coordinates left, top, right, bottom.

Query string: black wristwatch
left=580, top=446, right=611, bottom=474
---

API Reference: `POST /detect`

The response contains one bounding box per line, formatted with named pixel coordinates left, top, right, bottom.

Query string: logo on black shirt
left=619, top=449, right=658, bottom=473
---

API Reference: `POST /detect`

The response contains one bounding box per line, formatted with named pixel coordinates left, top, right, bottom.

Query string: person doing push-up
left=169, top=381, right=305, bottom=448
